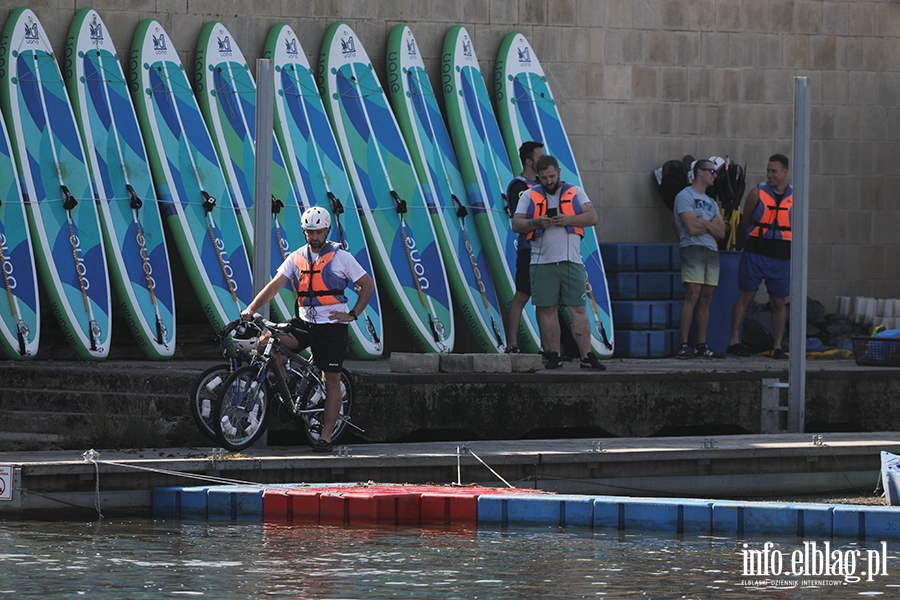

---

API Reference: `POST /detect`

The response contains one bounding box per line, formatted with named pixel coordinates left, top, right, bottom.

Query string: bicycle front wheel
left=214, top=365, right=271, bottom=451
left=302, top=368, right=354, bottom=447
left=189, top=364, right=232, bottom=443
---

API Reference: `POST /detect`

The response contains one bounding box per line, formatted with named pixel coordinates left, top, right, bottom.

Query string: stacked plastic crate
left=600, top=243, right=683, bottom=358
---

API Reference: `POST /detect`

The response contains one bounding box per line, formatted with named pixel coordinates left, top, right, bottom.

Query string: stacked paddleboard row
left=0, top=9, right=614, bottom=361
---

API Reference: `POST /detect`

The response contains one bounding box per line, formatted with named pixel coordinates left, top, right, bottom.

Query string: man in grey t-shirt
left=512, top=155, right=605, bottom=370
left=674, top=159, right=726, bottom=358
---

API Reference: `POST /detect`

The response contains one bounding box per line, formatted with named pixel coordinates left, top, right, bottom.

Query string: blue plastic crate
left=598, top=243, right=636, bottom=273
left=607, top=272, right=674, bottom=301
left=635, top=243, right=676, bottom=271
left=611, top=301, right=668, bottom=330
left=613, top=330, right=668, bottom=358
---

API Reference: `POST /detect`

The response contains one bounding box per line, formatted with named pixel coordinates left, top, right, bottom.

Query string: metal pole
left=252, top=59, right=274, bottom=319
left=788, top=77, right=810, bottom=433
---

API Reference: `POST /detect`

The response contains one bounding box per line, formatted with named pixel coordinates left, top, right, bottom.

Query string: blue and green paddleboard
left=387, top=25, right=506, bottom=353
left=65, top=8, right=176, bottom=360
left=265, top=23, right=383, bottom=359
left=194, top=21, right=304, bottom=325
left=319, top=22, right=453, bottom=353
left=496, top=32, right=614, bottom=358
left=0, top=8, right=111, bottom=360
left=441, top=26, right=541, bottom=354
left=0, top=80, right=38, bottom=359
left=129, top=19, right=253, bottom=336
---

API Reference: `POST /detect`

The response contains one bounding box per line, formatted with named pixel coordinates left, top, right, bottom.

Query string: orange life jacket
left=524, top=183, right=584, bottom=241
left=748, top=183, right=792, bottom=241
left=294, top=242, right=349, bottom=308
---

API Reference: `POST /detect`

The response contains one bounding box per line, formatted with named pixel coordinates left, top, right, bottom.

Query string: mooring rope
left=457, top=445, right=513, bottom=488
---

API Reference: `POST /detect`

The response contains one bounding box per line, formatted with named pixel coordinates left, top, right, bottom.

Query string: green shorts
left=680, top=245, right=720, bottom=286
left=530, top=262, right=587, bottom=307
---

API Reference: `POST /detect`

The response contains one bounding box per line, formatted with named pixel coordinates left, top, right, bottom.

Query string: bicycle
left=213, top=315, right=360, bottom=451
left=188, top=319, right=263, bottom=442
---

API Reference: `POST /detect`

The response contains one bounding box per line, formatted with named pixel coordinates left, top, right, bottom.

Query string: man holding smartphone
left=511, top=155, right=605, bottom=370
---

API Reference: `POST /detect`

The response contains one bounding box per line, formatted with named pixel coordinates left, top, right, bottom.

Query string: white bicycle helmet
left=232, top=325, right=259, bottom=356
left=301, top=206, right=331, bottom=230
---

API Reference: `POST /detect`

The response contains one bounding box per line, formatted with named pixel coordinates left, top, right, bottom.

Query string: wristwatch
left=348, top=309, right=358, bottom=321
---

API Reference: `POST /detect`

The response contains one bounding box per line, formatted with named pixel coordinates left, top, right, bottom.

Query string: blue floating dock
left=151, top=483, right=900, bottom=540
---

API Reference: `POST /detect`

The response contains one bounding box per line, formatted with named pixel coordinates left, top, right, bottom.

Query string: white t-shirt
left=277, top=244, right=367, bottom=324
left=514, top=184, right=591, bottom=265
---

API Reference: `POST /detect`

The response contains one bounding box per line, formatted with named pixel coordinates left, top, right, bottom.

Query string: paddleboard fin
left=16, top=319, right=28, bottom=356
left=126, top=184, right=143, bottom=209
left=201, top=190, right=217, bottom=212
left=327, top=191, right=344, bottom=215
left=390, top=190, right=407, bottom=214
left=61, top=185, right=78, bottom=211
left=450, top=194, right=468, bottom=219
left=271, top=195, right=283, bottom=215
left=156, top=317, right=168, bottom=346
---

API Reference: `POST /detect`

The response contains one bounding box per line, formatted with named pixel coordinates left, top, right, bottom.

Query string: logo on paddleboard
left=517, top=45, right=531, bottom=65
left=284, top=36, right=298, bottom=57
left=216, top=35, right=232, bottom=57
left=152, top=32, right=168, bottom=55
left=340, top=35, right=356, bottom=58
left=462, top=36, right=473, bottom=59
left=405, top=36, right=417, bottom=58
left=89, top=20, right=104, bottom=46
left=23, top=19, right=39, bottom=45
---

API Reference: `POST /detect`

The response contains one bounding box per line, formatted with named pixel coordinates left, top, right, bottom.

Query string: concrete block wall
left=3, top=0, right=898, bottom=309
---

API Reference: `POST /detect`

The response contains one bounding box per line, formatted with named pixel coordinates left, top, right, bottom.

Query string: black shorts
left=289, top=318, right=348, bottom=372
left=515, top=247, right=531, bottom=295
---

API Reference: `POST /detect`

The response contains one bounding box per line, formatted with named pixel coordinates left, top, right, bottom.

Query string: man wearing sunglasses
left=673, top=159, right=726, bottom=358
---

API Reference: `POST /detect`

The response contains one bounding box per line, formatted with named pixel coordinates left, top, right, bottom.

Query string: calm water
left=1, top=519, right=899, bottom=598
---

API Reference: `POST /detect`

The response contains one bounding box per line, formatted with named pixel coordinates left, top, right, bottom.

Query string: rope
left=203, top=192, right=239, bottom=304
left=511, top=73, right=553, bottom=105
left=458, top=445, right=513, bottom=488
left=584, top=279, right=613, bottom=351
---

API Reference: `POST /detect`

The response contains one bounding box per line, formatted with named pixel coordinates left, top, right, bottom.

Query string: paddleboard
left=387, top=25, right=505, bottom=354
left=441, top=25, right=540, bottom=354
left=65, top=8, right=176, bottom=360
left=0, top=92, right=39, bottom=359
left=194, top=21, right=302, bottom=325
left=318, top=22, right=454, bottom=353
left=265, top=23, right=383, bottom=359
left=129, top=19, right=253, bottom=337
left=0, top=7, right=112, bottom=360
left=496, top=32, right=614, bottom=358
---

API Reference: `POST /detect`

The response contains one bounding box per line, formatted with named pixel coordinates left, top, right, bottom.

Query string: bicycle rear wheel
left=189, top=364, right=232, bottom=443
left=214, top=365, right=271, bottom=451
left=302, top=368, right=354, bottom=447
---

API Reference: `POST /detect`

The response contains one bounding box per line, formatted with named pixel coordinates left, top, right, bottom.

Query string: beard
left=543, top=180, right=561, bottom=195
left=307, top=237, right=326, bottom=252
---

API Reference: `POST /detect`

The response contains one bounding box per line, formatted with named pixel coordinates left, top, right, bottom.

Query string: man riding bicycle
left=241, top=206, right=374, bottom=452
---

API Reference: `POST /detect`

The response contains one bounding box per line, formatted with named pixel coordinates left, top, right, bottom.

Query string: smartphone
left=546, top=207, right=558, bottom=217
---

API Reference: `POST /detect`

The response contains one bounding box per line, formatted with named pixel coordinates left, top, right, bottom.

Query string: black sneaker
left=580, top=352, right=606, bottom=370
left=695, top=344, right=723, bottom=358
left=773, top=348, right=788, bottom=359
left=726, top=343, right=752, bottom=357
left=675, top=343, right=695, bottom=359
left=504, top=344, right=521, bottom=354
left=312, top=438, right=333, bottom=453
left=544, top=351, right=563, bottom=369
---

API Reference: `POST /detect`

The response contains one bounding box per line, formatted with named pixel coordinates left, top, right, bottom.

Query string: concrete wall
left=3, top=0, right=898, bottom=307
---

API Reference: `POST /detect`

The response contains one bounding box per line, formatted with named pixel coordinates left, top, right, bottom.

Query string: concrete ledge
left=390, top=352, right=440, bottom=373
left=510, top=354, right=543, bottom=372
left=439, top=354, right=473, bottom=373
left=469, top=354, right=511, bottom=373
